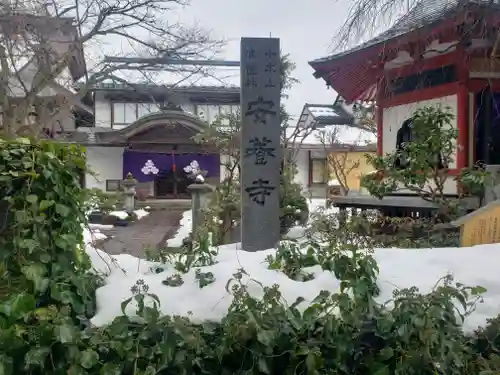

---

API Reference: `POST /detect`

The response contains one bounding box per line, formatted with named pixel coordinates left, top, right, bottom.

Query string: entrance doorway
left=475, top=89, right=500, bottom=166
left=154, top=168, right=191, bottom=199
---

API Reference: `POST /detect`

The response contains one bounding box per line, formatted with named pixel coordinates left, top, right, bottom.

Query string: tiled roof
left=83, top=82, right=240, bottom=94
left=310, top=0, right=496, bottom=66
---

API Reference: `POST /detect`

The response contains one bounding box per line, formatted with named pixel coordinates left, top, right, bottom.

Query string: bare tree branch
left=0, top=0, right=226, bottom=136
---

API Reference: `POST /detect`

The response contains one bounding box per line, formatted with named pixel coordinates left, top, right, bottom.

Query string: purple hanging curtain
left=123, top=150, right=220, bottom=181
left=173, top=154, right=220, bottom=177
left=123, top=151, right=172, bottom=182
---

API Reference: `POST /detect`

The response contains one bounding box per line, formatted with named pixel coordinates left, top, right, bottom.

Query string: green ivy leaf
left=0, top=293, right=36, bottom=318
left=305, top=353, right=317, bottom=375
left=372, top=366, right=390, bottom=375
left=100, top=363, right=122, bottom=375
left=80, top=349, right=99, bottom=369
left=55, top=203, right=70, bottom=217
left=39, top=252, right=52, bottom=263
left=22, top=264, right=49, bottom=293
left=26, top=194, right=38, bottom=204
left=25, top=347, right=50, bottom=368
left=257, top=329, right=274, bottom=346
left=39, top=200, right=54, bottom=211
left=18, top=238, right=37, bottom=252
left=67, top=365, right=86, bottom=375
left=258, top=358, right=270, bottom=374
left=55, top=323, right=77, bottom=344
left=379, top=347, right=393, bottom=360
left=471, top=286, right=487, bottom=295
left=0, top=355, right=13, bottom=375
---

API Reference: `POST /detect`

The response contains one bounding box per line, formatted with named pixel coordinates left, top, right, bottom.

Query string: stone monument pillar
left=188, top=183, right=214, bottom=235
left=484, top=165, right=500, bottom=204
left=122, top=173, right=137, bottom=214
left=240, top=37, right=281, bottom=251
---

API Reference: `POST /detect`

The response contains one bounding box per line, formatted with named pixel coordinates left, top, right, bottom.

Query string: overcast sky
left=168, top=0, right=353, bottom=124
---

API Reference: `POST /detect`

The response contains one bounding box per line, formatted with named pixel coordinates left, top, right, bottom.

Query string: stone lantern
left=122, top=172, right=137, bottom=214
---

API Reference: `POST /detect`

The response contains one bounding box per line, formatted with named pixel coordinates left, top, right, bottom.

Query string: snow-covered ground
left=84, top=226, right=108, bottom=244
left=82, top=198, right=500, bottom=332
left=166, top=210, right=192, bottom=247
left=109, top=209, right=150, bottom=221
left=85, top=227, right=500, bottom=331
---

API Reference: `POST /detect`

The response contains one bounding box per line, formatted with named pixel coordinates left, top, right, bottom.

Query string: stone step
left=136, top=199, right=191, bottom=211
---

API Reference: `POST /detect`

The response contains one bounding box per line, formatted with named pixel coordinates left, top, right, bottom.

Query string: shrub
left=309, top=205, right=460, bottom=249
left=279, top=178, right=309, bottom=234
left=0, top=138, right=102, bottom=374
left=197, top=175, right=309, bottom=245
left=361, top=106, right=487, bottom=222
left=83, top=187, right=124, bottom=213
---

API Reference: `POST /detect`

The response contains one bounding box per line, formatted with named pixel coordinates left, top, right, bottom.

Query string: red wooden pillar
left=457, top=85, right=469, bottom=170
left=456, top=46, right=469, bottom=170
left=376, top=76, right=386, bottom=156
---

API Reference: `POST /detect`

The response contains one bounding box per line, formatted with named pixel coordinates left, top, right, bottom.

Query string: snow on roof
left=285, top=124, right=376, bottom=147
left=307, top=106, right=341, bottom=118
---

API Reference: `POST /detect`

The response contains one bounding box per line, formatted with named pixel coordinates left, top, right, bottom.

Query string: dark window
left=394, top=118, right=414, bottom=169
left=106, top=180, right=122, bottom=192
left=389, top=65, right=456, bottom=95
left=394, top=117, right=445, bottom=170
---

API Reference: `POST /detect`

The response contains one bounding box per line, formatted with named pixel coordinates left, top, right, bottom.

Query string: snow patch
left=89, top=223, right=114, bottom=230
left=166, top=210, right=192, bottom=248
left=87, top=236, right=500, bottom=332
left=108, top=209, right=150, bottom=220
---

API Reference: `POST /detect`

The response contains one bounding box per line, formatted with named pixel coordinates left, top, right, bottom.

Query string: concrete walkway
left=100, top=209, right=183, bottom=257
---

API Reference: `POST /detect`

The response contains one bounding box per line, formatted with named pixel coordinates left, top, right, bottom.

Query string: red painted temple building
left=310, top=0, right=500, bottom=202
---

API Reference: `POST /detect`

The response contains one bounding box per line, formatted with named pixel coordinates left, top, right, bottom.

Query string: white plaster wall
left=382, top=95, right=458, bottom=194
left=293, top=149, right=310, bottom=192
left=94, top=92, right=112, bottom=128
left=382, top=95, right=457, bottom=168
left=85, top=147, right=124, bottom=190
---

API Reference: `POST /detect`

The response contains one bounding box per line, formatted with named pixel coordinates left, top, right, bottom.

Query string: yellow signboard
left=452, top=201, right=500, bottom=247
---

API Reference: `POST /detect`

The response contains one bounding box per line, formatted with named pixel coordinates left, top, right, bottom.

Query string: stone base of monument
left=228, top=225, right=241, bottom=244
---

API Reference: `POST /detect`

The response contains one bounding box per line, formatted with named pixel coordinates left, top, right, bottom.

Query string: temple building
left=309, top=0, right=500, bottom=199
left=69, top=83, right=239, bottom=199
